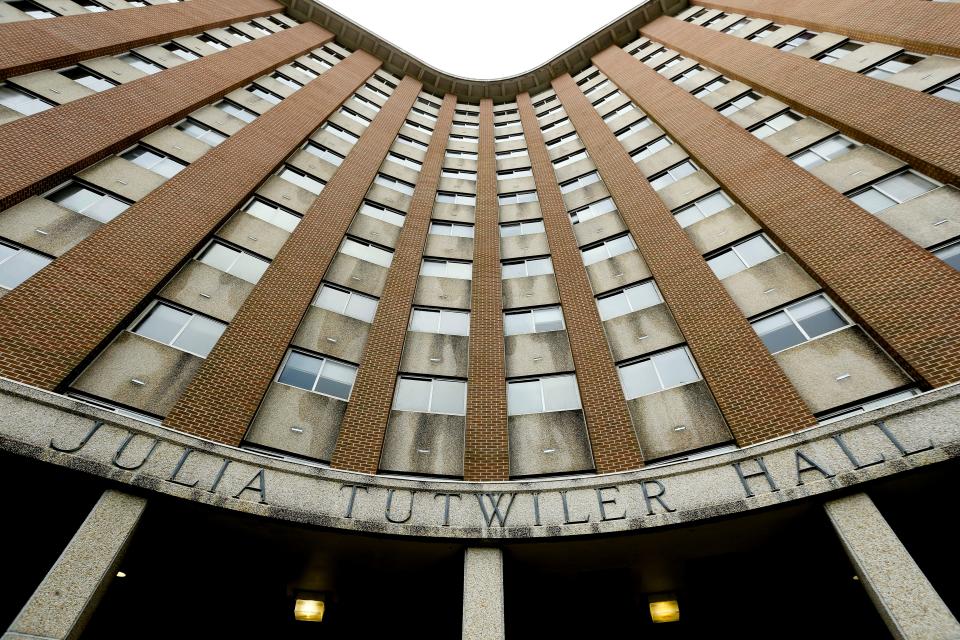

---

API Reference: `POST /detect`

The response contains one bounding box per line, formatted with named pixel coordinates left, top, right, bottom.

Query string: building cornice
left=279, top=0, right=688, bottom=100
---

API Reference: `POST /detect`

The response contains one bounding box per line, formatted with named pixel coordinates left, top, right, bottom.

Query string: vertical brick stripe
left=463, top=99, right=509, bottom=481
left=693, top=0, right=960, bottom=58
left=642, top=17, right=960, bottom=186
left=0, top=22, right=331, bottom=211
left=516, top=92, right=643, bottom=472
left=330, top=94, right=457, bottom=473
left=0, top=0, right=283, bottom=80
left=0, top=49, right=376, bottom=392
left=595, top=45, right=960, bottom=389
left=165, top=73, right=425, bottom=446
left=553, top=73, right=815, bottom=446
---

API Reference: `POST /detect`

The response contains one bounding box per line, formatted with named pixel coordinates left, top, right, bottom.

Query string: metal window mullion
left=313, top=357, right=327, bottom=393
left=649, top=355, right=668, bottom=393
left=426, top=379, right=436, bottom=413
left=167, top=308, right=195, bottom=348
left=781, top=306, right=813, bottom=342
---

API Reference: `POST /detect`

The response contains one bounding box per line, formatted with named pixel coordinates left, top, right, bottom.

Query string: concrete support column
left=462, top=547, right=505, bottom=640
left=824, top=493, right=960, bottom=640
left=4, top=489, right=147, bottom=640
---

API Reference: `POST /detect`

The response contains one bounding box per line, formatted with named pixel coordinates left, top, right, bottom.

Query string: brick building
left=1, top=0, right=959, bottom=637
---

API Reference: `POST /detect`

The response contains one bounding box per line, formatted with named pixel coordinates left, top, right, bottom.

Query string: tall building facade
left=1, top=0, right=959, bottom=637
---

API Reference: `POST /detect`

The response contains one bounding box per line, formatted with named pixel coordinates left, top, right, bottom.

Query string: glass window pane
left=851, top=188, right=897, bottom=214
left=420, top=260, right=445, bottom=277
left=504, top=312, right=534, bottom=336
left=431, top=379, right=466, bottom=415
left=540, top=375, right=580, bottom=412
left=315, top=361, right=356, bottom=399
left=231, top=252, right=269, bottom=283
left=793, top=150, right=825, bottom=169
left=935, top=243, right=960, bottom=270
left=526, top=258, right=553, bottom=276
left=791, top=297, right=848, bottom=338
left=674, top=205, right=703, bottom=228
left=172, top=313, right=225, bottom=357
left=753, top=312, right=806, bottom=352
left=394, top=377, right=431, bottom=412
left=315, top=285, right=350, bottom=313
left=278, top=352, right=322, bottom=390
left=606, top=235, right=635, bottom=257
left=879, top=172, right=936, bottom=203
left=85, top=194, right=128, bottom=223
left=619, top=359, right=662, bottom=399
left=650, top=173, right=674, bottom=191
left=654, top=348, right=699, bottom=389
left=625, top=281, right=661, bottom=311
left=736, top=236, right=779, bottom=267
left=533, top=307, right=564, bottom=332
left=0, top=247, right=51, bottom=289
left=671, top=162, right=697, bottom=180
left=439, top=310, right=470, bottom=336
left=707, top=250, right=746, bottom=280
left=50, top=184, right=100, bottom=214
left=813, top=136, right=857, bottom=160
left=345, top=292, right=377, bottom=322
left=501, top=263, right=525, bottom=279
left=507, top=380, right=543, bottom=415
left=582, top=245, right=608, bottom=265
left=597, top=292, right=632, bottom=320
left=409, top=309, right=440, bottom=333
left=448, top=262, right=473, bottom=279
left=152, top=157, right=185, bottom=178
left=697, top=192, right=732, bottom=217
left=135, top=305, right=190, bottom=344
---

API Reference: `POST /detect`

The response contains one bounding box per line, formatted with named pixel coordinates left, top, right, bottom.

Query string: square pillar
left=462, top=547, right=505, bottom=640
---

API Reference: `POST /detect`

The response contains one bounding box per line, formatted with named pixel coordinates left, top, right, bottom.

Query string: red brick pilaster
left=553, top=73, right=815, bottom=446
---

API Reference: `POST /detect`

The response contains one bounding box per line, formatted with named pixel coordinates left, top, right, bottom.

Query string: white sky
left=321, top=0, right=643, bottom=78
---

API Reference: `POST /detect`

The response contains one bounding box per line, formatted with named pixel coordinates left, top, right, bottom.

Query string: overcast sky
left=322, top=0, right=642, bottom=78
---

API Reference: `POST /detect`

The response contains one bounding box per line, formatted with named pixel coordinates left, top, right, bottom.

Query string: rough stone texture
left=330, top=95, right=456, bottom=473
left=462, top=548, right=505, bottom=640
left=694, top=0, right=960, bottom=58
left=0, top=22, right=332, bottom=212
left=4, top=489, right=146, bottom=640
left=552, top=72, right=815, bottom=447
left=463, top=99, right=510, bottom=481
left=517, top=92, right=644, bottom=472
left=640, top=17, right=960, bottom=186
left=167, top=71, right=421, bottom=447
left=824, top=493, right=960, bottom=640
left=595, top=44, right=960, bottom=390
left=0, top=0, right=282, bottom=80
left=0, top=48, right=371, bottom=394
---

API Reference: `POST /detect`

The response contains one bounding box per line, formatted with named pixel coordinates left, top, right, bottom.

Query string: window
left=323, top=122, right=359, bottom=143
left=277, top=351, right=357, bottom=400
left=701, top=12, right=728, bottom=28
left=496, top=132, right=524, bottom=142
left=449, top=133, right=478, bottom=144
left=849, top=171, right=938, bottom=214
left=649, top=161, right=698, bottom=191
left=215, top=100, right=257, bottom=123
left=132, top=303, right=226, bottom=358
left=672, top=65, right=703, bottom=84
left=78, top=0, right=108, bottom=9
left=339, top=107, right=370, bottom=127
left=553, top=150, right=588, bottom=168
left=375, top=173, right=415, bottom=196
left=59, top=66, right=116, bottom=92
left=394, top=376, right=466, bottom=415
left=322, top=46, right=346, bottom=61
left=420, top=259, right=472, bottom=279
left=498, top=190, right=538, bottom=205
left=752, top=295, right=849, bottom=353
left=933, top=240, right=960, bottom=271
left=364, top=82, right=390, bottom=98
left=619, top=346, right=701, bottom=399
left=640, top=47, right=665, bottom=62
left=631, top=136, right=672, bottom=162
left=313, top=283, right=378, bottom=322
left=570, top=197, right=617, bottom=224
left=817, top=41, right=863, bottom=64
left=176, top=119, right=227, bottom=146
left=243, top=198, right=300, bottom=232
left=673, top=191, right=733, bottom=227
left=615, top=117, right=652, bottom=140
left=592, top=90, right=622, bottom=108
left=692, top=77, right=728, bottom=98
left=540, top=117, right=569, bottom=132
left=306, top=54, right=332, bottom=71
left=358, top=200, right=405, bottom=226
left=445, top=148, right=476, bottom=159
left=537, top=103, right=563, bottom=119
left=496, top=148, right=529, bottom=159
left=503, top=306, right=564, bottom=335
left=197, top=241, right=269, bottom=283
left=722, top=18, right=749, bottom=33
left=750, top=110, right=802, bottom=139
left=0, top=84, right=53, bottom=115
left=436, top=192, right=476, bottom=206
left=353, top=93, right=382, bottom=111
left=226, top=27, right=252, bottom=43
left=429, top=221, right=474, bottom=238
left=495, top=119, right=521, bottom=129
left=121, top=146, right=185, bottom=178
left=279, top=166, right=324, bottom=195
left=198, top=34, right=229, bottom=51
left=266, top=15, right=291, bottom=29
left=865, top=53, right=925, bottom=80
left=119, top=53, right=163, bottom=75
left=929, top=75, right=960, bottom=103
left=291, top=62, right=318, bottom=80
left=272, top=72, right=303, bottom=91
left=409, top=308, right=471, bottom=336
left=453, top=120, right=480, bottom=129
left=748, top=24, right=779, bottom=42
left=819, top=389, right=920, bottom=425
left=778, top=31, right=817, bottom=52
left=388, top=152, right=422, bottom=171
left=581, top=234, right=637, bottom=265
left=576, top=70, right=600, bottom=86
left=247, top=85, right=282, bottom=104
left=683, top=7, right=707, bottom=22
left=603, top=102, right=636, bottom=122
left=507, top=374, right=581, bottom=415
left=443, top=168, right=478, bottom=181
left=340, top=238, right=393, bottom=267
left=656, top=57, right=682, bottom=73
left=560, top=171, right=601, bottom=194
left=790, top=134, right=858, bottom=169
left=0, top=241, right=51, bottom=290
left=597, top=280, right=662, bottom=320
left=718, top=91, right=759, bottom=116
left=163, top=43, right=199, bottom=62
left=499, top=220, right=545, bottom=237
left=584, top=80, right=610, bottom=97
left=502, top=257, right=553, bottom=279
left=412, top=106, right=438, bottom=121
left=48, top=182, right=129, bottom=223
left=304, top=142, right=344, bottom=166
left=706, top=234, right=780, bottom=279
left=546, top=131, right=578, bottom=149
left=248, top=21, right=272, bottom=35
